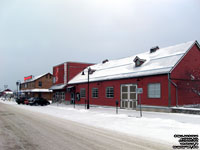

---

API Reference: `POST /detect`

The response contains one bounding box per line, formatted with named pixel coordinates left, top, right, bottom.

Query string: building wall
left=67, top=62, right=93, bottom=82
left=53, top=64, right=65, bottom=85
left=21, top=73, right=53, bottom=90
left=53, top=62, right=93, bottom=86
left=67, top=74, right=169, bottom=107
left=34, top=73, right=53, bottom=89
left=171, top=43, right=200, bottom=105
left=20, top=73, right=53, bottom=100
left=52, top=62, right=93, bottom=102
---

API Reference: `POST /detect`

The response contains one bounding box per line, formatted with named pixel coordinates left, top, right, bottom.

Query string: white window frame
left=92, top=88, right=98, bottom=98
left=80, top=88, right=86, bottom=98
left=148, top=83, right=161, bottom=98
left=106, top=87, right=114, bottom=98
left=61, top=92, right=65, bottom=100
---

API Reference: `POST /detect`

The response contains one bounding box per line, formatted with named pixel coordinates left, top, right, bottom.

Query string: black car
left=31, top=97, right=50, bottom=106
left=27, top=97, right=36, bottom=105
left=16, top=97, right=27, bottom=104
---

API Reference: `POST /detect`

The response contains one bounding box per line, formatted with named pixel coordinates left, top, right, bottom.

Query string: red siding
left=53, top=64, right=64, bottom=85
left=67, top=75, right=169, bottom=107
left=65, top=43, right=200, bottom=107
left=67, top=62, right=93, bottom=82
left=53, top=62, right=93, bottom=86
left=171, top=44, right=200, bottom=105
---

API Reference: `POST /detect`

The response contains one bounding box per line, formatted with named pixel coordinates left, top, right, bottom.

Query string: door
left=70, top=92, right=75, bottom=104
left=121, top=84, right=137, bottom=109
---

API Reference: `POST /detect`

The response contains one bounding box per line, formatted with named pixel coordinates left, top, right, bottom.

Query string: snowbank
left=1, top=98, right=200, bottom=145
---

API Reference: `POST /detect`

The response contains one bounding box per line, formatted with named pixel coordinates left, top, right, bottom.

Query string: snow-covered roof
left=20, top=89, right=52, bottom=93
left=49, top=84, right=67, bottom=90
left=21, top=73, right=51, bottom=84
left=68, top=41, right=198, bottom=84
left=4, top=91, right=13, bottom=94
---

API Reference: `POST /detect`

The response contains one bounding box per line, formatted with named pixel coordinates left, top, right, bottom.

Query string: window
left=106, top=87, right=114, bottom=98
left=80, top=88, right=86, bottom=98
left=38, top=81, right=42, bottom=87
left=148, top=83, right=161, bottom=98
left=133, top=56, right=146, bottom=67
left=61, top=92, right=65, bottom=100
left=53, top=77, right=55, bottom=83
left=136, top=60, right=140, bottom=66
left=92, top=88, right=98, bottom=98
left=55, top=92, right=59, bottom=101
left=32, top=83, right=34, bottom=88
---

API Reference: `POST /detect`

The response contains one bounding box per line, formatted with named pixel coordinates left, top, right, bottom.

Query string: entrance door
left=70, top=92, right=75, bottom=104
left=121, top=84, right=137, bottom=109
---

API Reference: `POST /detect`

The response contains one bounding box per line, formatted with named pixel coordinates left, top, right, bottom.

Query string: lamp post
left=16, top=81, right=20, bottom=99
left=82, top=67, right=95, bottom=109
left=87, top=68, right=90, bottom=109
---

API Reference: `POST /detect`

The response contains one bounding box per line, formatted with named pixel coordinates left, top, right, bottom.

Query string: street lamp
left=82, top=67, right=96, bottom=109
left=16, top=80, right=21, bottom=99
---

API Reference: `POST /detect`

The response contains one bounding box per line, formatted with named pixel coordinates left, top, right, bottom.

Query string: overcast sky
left=1, top=0, right=200, bottom=91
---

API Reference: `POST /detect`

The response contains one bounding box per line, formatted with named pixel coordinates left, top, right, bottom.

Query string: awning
left=20, top=89, right=52, bottom=93
left=66, top=86, right=75, bottom=92
left=49, top=84, right=67, bottom=90
left=67, top=86, right=75, bottom=89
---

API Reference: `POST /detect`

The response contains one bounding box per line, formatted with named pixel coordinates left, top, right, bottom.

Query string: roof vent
left=133, top=56, right=146, bottom=67
left=102, top=59, right=109, bottom=64
left=150, top=46, right=159, bottom=53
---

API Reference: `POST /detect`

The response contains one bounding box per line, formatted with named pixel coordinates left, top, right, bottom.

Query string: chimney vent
left=150, top=46, right=159, bottom=53
left=102, top=59, right=109, bottom=64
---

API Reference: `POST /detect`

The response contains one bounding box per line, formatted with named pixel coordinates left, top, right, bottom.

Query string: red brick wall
left=67, top=75, right=169, bottom=107
left=171, top=43, right=200, bottom=105
left=53, top=64, right=64, bottom=85
left=53, top=62, right=93, bottom=86
left=67, top=62, right=93, bottom=82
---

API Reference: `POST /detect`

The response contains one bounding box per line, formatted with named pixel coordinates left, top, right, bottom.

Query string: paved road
left=0, top=102, right=172, bottom=150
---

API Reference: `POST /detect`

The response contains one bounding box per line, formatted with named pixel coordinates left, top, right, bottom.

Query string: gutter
left=168, top=73, right=179, bottom=107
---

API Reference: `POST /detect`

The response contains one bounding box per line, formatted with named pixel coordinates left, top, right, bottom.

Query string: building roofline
left=53, top=61, right=95, bottom=68
left=21, top=72, right=52, bottom=84
left=68, top=73, right=168, bottom=85
left=169, top=40, right=198, bottom=74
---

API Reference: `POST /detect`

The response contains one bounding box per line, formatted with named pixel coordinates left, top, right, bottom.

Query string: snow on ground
left=1, top=98, right=200, bottom=145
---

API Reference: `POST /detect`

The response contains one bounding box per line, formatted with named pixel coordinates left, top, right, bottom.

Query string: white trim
left=120, top=84, right=138, bottom=109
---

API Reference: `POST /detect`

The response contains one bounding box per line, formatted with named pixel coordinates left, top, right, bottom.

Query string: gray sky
left=1, top=0, right=200, bottom=91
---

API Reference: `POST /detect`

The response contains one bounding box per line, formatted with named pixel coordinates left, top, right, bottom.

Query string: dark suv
left=31, top=97, right=50, bottom=106
left=16, top=97, right=27, bottom=104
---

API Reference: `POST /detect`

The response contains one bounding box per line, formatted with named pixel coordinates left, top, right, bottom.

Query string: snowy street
left=0, top=99, right=200, bottom=149
left=0, top=101, right=171, bottom=150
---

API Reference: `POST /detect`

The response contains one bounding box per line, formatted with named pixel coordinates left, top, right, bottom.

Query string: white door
left=121, top=84, right=137, bottom=109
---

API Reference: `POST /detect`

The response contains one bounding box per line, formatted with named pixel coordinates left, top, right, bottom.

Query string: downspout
left=168, top=73, right=179, bottom=107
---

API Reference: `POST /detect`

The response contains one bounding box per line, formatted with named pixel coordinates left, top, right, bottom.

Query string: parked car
left=31, top=97, right=50, bottom=106
left=27, top=97, right=36, bottom=105
left=16, top=97, right=26, bottom=104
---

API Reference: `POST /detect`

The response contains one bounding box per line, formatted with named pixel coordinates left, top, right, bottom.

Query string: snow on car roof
left=68, top=41, right=197, bottom=84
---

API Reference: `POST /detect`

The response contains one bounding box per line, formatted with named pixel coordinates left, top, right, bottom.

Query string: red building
left=50, top=62, right=93, bottom=103
left=68, top=41, right=200, bottom=109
